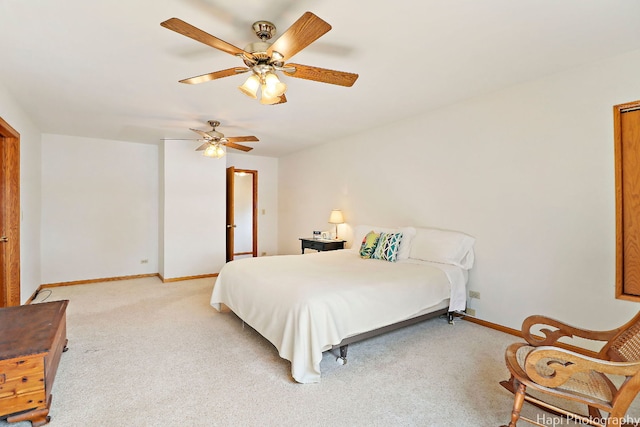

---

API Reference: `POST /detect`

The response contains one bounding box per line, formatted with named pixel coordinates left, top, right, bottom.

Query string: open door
left=226, top=167, right=258, bottom=262
left=226, top=166, right=235, bottom=262
left=0, top=117, right=21, bottom=307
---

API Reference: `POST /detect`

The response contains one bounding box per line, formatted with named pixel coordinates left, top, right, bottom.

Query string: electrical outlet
left=469, top=290, right=480, bottom=299
left=261, top=252, right=267, bottom=256
left=466, top=308, right=476, bottom=316
left=140, top=259, right=148, bottom=264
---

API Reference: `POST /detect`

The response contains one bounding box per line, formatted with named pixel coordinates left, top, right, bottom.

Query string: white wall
left=37, top=137, right=270, bottom=284
left=226, top=153, right=279, bottom=257
left=160, top=141, right=226, bottom=279
left=0, top=82, right=43, bottom=302
left=279, top=48, right=640, bottom=333
left=41, top=134, right=158, bottom=283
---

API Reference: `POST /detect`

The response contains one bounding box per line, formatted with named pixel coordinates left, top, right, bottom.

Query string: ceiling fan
left=170, top=120, right=259, bottom=158
left=160, top=11, right=359, bottom=104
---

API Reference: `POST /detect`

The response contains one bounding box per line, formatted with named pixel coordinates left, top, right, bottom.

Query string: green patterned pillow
left=371, top=232, right=403, bottom=262
left=359, top=231, right=380, bottom=259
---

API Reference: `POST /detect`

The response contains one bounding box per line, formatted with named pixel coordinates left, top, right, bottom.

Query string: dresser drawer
left=0, top=354, right=47, bottom=417
left=306, top=240, right=325, bottom=251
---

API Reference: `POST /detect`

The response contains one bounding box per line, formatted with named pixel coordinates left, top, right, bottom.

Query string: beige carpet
left=2, top=276, right=637, bottom=427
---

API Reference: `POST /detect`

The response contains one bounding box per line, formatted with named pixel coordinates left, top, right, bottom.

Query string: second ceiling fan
left=161, top=11, right=359, bottom=104
left=186, top=120, right=258, bottom=158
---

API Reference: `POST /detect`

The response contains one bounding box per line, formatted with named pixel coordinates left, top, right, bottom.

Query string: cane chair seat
left=512, top=343, right=615, bottom=406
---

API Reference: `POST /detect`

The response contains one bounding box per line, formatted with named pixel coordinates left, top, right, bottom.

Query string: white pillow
left=352, top=225, right=416, bottom=261
left=396, top=226, right=416, bottom=261
left=409, top=228, right=475, bottom=269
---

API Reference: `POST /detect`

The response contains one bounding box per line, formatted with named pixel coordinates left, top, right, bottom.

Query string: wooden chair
left=500, top=311, right=640, bottom=427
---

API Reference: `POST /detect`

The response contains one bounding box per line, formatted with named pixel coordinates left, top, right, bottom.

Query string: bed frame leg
left=448, top=311, right=454, bottom=325
left=337, top=345, right=348, bottom=365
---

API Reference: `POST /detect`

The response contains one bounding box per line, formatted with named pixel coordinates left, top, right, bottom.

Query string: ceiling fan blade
left=179, top=67, right=249, bottom=85
left=223, top=142, right=253, bottom=152
left=267, top=12, right=331, bottom=62
left=195, top=141, right=211, bottom=151
left=161, top=18, right=253, bottom=59
left=190, top=128, right=211, bottom=139
left=282, top=63, right=358, bottom=87
left=225, top=136, right=259, bottom=143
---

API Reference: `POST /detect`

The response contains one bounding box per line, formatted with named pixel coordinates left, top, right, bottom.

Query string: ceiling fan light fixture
left=238, top=74, right=261, bottom=99
left=263, top=72, right=287, bottom=98
left=203, top=144, right=226, bottom=158
left=162, top=13, right=359, bottom=105
left=260, top=87, right=281, bottom=105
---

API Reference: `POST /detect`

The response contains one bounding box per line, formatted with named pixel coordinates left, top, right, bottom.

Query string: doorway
left=226, top=167, right=258, bottom=262
left=0, top=116, right=21, bottom=307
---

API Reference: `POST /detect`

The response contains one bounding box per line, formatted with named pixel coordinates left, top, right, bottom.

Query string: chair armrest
left=521, top=314, right=620, bottom=347
left=524, top=346, right=640, bottom=389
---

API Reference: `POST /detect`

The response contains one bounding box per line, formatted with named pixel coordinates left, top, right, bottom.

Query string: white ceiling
left=2, top=0, right=640, bottom=158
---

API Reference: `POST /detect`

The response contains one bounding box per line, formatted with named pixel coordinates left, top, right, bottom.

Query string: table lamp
left=328, top=209, right=345, bottom=239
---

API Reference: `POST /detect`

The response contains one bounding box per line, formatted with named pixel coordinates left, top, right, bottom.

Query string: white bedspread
left=210, top=250, right=463, bottom=383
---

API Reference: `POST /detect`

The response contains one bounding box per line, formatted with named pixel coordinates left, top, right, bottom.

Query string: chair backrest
left=604, top=312, right=640, bottom=362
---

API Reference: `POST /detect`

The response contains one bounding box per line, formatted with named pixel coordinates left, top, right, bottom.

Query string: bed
left=210, top=225, right=475, bottom=383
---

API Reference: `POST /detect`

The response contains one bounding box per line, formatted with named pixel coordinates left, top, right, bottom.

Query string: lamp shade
left=328, top=209, right=344, bottom=224
left=263, top=72, right=287, bottom=97
left=238, top=74, right=260, bottom=99
left=260, top=87, right=280, bottom=105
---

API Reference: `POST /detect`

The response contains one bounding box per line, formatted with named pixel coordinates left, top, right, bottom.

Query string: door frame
left=0, top=116, right=21, bottom=307
left=226, top=167, right=258, bottom=262
left=615, top=100, right=640, bottom=301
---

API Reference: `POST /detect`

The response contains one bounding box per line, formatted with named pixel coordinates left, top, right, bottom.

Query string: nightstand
left=299, top=238, right=346, bottom=254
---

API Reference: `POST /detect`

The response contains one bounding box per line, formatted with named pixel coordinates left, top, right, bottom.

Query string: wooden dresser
left=0, top=300, right=69, bottom=427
